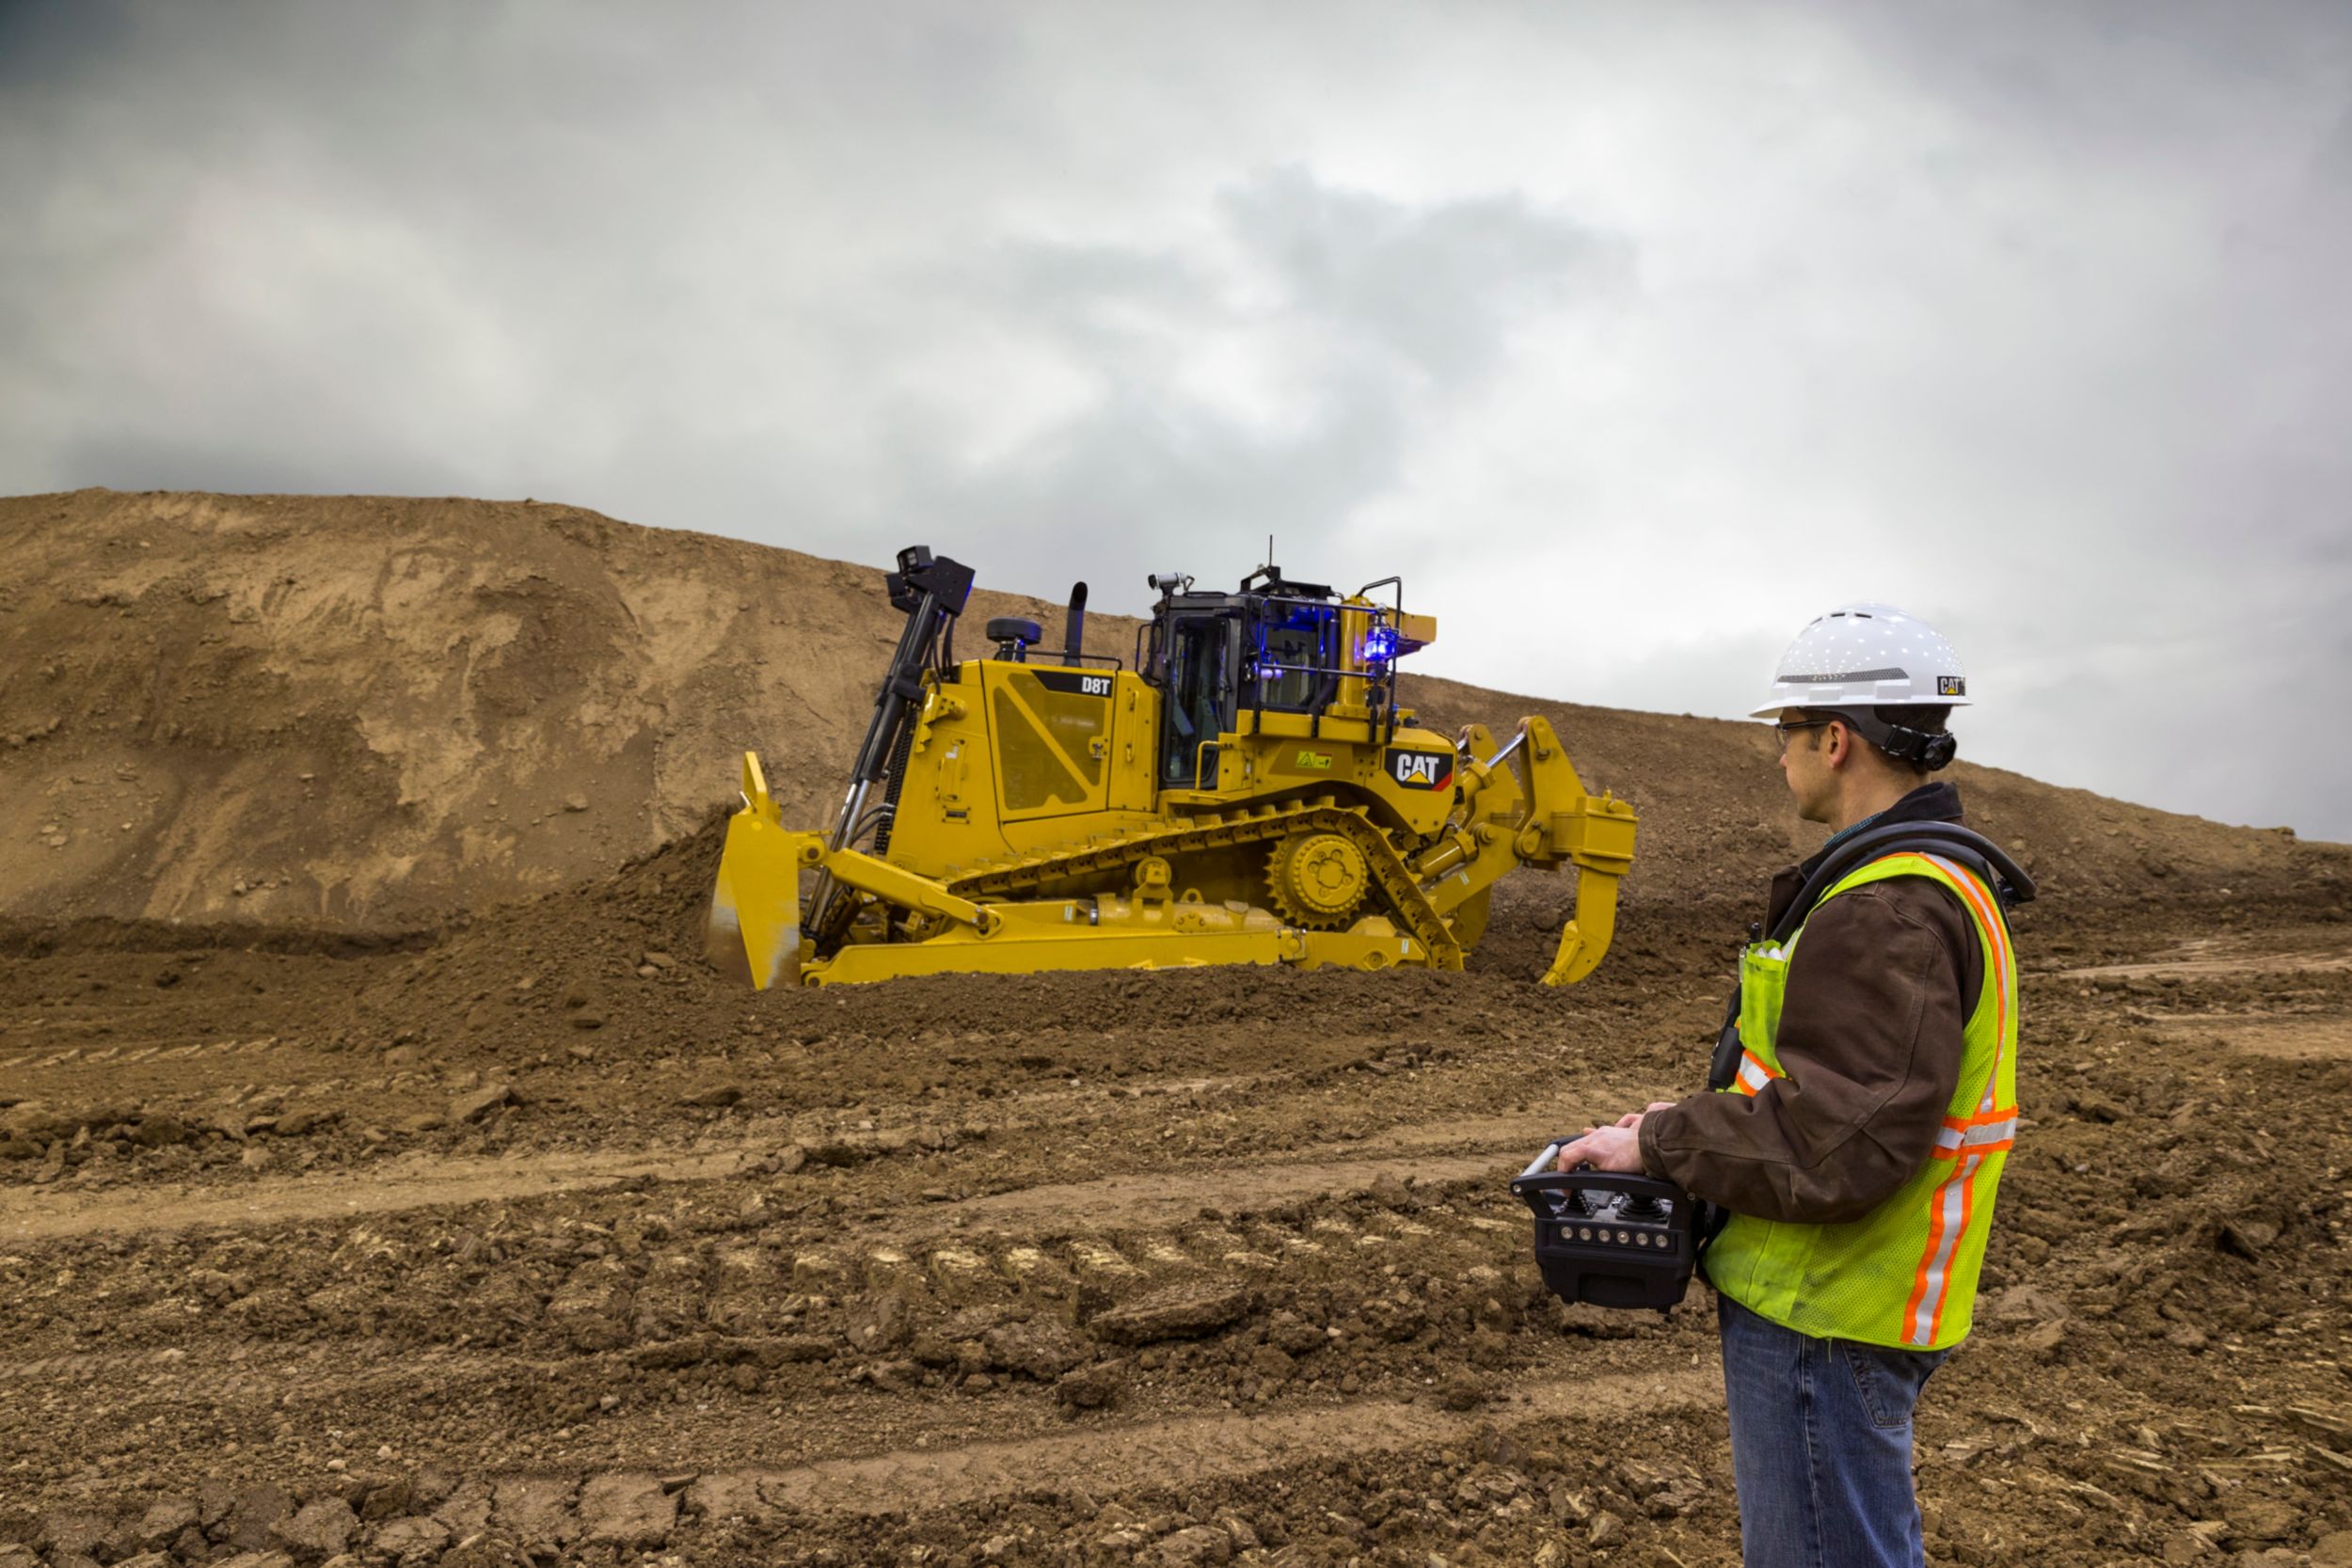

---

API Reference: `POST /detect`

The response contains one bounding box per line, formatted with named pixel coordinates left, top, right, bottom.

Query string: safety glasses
left=1774, top=719, right=1834, bottom=753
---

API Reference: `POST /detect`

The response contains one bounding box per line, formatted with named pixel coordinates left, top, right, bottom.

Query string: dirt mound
left=0, top=489, right=1135, bottom=930
left=4, top=488, right=2340, bottom=940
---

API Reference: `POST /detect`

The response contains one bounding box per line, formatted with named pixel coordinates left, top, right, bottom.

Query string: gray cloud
left=863, top=168, right=1626, bottom=596
left=4, top=0, right=2349, bottom=840
left=1219, top=168, right=1614, bottom=385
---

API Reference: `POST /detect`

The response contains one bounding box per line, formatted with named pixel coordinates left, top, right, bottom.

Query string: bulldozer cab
left=1148, top=566, right=1358, bottom=790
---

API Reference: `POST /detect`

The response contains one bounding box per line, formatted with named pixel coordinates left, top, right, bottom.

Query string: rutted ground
left=3, top=879, right=2348, bottom=1567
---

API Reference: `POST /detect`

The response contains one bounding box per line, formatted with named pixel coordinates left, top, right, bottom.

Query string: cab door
left=1158, top=614, right=1238, bottom=789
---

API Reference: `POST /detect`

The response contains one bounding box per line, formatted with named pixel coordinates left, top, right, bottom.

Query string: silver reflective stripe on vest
left=1933, top=1116, right=2018, bottom=1155
left=1908, top=1153, right=1980, bottom=1347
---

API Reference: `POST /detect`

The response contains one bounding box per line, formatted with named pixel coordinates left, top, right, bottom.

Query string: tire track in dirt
left=712, top=1366, right=1718, bottom=1517
left=0, top=1146, right=749, bottom=1244
left=2, top=1193, right=1539, bottom=1386
left=2060, top=942, right=2351, bottom=980
left=0, top=1171, right=1571, bottom=1462
left=0, top=1107, right=1607, bottom=1245
left=2148, top=1015, right=2352, bottom=1060
left=4, top=1353, right=1715, bottom=1530
left=0, top=1035, right=287, bottom=1071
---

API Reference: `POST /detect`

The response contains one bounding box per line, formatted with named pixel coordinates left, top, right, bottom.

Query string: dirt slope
left=0, top=490, right=1134, bottom=929
left=2, top=489, right=2336, bottom=937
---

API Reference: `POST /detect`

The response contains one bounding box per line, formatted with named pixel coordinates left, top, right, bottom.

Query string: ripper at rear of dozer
left=1551, top=604, right=2026, bottom=1568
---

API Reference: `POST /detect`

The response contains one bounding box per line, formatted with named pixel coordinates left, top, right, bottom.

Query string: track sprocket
left=1265, top=830, right=1371, bottom=928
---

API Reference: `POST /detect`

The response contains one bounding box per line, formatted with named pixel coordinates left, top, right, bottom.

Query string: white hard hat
left=1749, top=603, right=1969, bottom=719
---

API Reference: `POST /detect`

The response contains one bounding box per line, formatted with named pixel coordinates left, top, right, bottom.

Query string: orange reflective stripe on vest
left=1923, top=851, right=2014, bottom=1113
left=1899, top=852, right=2020, bottom=1346
left=1904, top=1150, right=1982, bottom=1347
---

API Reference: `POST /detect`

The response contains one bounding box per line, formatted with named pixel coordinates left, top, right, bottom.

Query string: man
left=1554, top=603, right=2024, bottom=1568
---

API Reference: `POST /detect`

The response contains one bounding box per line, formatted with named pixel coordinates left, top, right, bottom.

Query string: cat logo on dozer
left=1388, top=749, right=1454, bottom=790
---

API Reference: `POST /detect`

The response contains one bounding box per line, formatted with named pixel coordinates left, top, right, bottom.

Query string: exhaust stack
left=1063, top=580, right=1088, bottom=663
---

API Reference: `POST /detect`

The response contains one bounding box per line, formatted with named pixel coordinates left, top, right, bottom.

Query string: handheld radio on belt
left=1515, top=820, right=2035, bottom=1315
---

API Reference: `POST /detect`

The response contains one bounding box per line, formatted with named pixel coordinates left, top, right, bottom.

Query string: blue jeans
left=1717, top=1293, right=1947, bottom=1568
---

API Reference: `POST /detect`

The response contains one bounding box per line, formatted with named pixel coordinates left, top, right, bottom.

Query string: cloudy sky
left=6, top=1, right=2349, bottom=840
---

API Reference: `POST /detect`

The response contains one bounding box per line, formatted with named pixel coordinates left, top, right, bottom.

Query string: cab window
left=1252, top=607, right=1336, bottom=712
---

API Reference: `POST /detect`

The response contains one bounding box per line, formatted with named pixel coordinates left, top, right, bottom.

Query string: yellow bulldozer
left=706, top=547, right=1636, bottom=989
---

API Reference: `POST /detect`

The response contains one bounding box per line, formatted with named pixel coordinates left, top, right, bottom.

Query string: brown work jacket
left=1637, top=782, right=1988, bottom=1226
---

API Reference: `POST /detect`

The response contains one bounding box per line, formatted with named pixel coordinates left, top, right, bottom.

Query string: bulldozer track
left=0, top=1036, right=283, bottom=1071
left=0, top=1341, right=1712, bottom=1534
left=944, top=798, right=1468, bottom=969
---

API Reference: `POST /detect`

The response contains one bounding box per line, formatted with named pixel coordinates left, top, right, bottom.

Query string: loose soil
left=2, top=491, right=2349, bottom=1568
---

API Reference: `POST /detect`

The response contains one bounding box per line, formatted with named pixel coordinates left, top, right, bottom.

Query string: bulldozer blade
left=706, top=752, right=813, bottom=990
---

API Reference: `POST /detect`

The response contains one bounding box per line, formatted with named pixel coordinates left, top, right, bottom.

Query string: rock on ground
left=269, top=1497, right=358, bottom=1558
left=450, top=1083, right=514, bottom=1123
left=1057, top=1358, right=1128, bottom=1410
left=1157, top=1525, right=1233, bottom=1565
left=1088, top=1286, right=1253, bottom=1346
left=368, top=1518, right=451, bottom=1562
left=575, top=1472, right=675, bottom=1549
left=490, top=1476, right=579, bottom=1548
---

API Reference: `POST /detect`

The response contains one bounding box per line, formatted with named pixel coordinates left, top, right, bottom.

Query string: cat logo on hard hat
left=1937, top=675, right=1965, bottom=697
left=1387, top=748, right=1454, bottom=791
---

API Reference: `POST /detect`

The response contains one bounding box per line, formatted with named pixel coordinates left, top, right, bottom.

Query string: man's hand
left=1553, top=1102, right=1676, bottom=1174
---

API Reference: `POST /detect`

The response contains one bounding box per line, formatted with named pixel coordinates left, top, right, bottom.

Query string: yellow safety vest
left=1702, top=851, right=2019, bottom=1351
